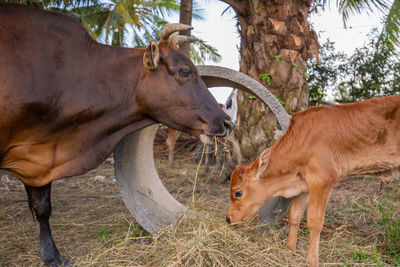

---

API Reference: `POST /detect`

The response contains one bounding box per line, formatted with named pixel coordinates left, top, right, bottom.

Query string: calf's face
left=138, top=41, right=231, bottom=137
left=226, top=149, right=299, bottom=224
left=226, top=159, right=267, bottom=223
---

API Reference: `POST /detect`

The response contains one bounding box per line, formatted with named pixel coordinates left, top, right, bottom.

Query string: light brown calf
left=226, top=95, right=400, bottom=267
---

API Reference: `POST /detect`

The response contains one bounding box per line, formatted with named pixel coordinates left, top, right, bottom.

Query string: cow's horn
left=171, top=35, right=198, bottom=46
left=160, top=23, right=193, bottom=46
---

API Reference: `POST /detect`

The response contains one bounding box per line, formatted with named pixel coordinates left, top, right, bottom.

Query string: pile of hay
left=1, top=144, right=400, bottom=266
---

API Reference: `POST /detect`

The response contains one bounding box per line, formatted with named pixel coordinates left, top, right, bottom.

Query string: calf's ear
left=256, top=148, right=270, bottom=178
left=143, top=41, right=160, bottom=70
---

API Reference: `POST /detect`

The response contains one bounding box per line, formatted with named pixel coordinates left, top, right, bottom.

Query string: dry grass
left=1, top=143, right=400, bottom=266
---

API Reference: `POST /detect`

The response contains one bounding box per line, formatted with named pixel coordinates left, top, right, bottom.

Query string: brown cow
left=226, top=94, right=400, bottom=267
left=0, top=4, right=231, bottom=266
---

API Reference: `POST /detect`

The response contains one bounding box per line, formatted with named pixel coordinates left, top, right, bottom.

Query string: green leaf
left=258, top=73, right=271, bottom=85
left=273, top=94, right=286, bottom=106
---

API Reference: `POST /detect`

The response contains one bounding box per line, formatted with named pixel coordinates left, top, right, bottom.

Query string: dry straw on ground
left=1, top=139, right=400, bottom=266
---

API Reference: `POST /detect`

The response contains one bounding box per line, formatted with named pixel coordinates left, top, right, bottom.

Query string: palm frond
left=376, top=0, right=400, bottom=52
left=337, top=0, right=389, bottom=28
left=190, top=38, right=222, bottom=64
left=221, top=4, right=234, bottom=16
left=191, top=1, right=205, bottom=20
left=65, top=4, right=110, bottom=39
left=143, top=0, right=180, bottom=18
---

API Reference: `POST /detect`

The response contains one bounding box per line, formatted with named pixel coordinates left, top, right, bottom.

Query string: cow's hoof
left=41, top=255, right=71, bottom=267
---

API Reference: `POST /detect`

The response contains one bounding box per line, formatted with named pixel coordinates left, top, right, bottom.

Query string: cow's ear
left=256, top=148, right=270, bottom=178
left=143, top=41, right=160, bottom=70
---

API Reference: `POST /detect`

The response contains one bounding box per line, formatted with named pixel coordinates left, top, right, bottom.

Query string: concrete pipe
left=114, top=65, right=291, bottom=234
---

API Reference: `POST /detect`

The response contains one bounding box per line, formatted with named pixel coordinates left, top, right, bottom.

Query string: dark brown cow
left=0, top=4, right=230, bottom=266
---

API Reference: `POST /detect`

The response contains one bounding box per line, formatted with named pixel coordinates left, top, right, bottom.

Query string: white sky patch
left=309, top=7, right=385, bottom=55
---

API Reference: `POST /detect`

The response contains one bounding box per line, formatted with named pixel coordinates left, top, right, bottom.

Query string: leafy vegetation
left=307, top=29, right=400, bottom=105
left=258, top=73, right=271, bottom=85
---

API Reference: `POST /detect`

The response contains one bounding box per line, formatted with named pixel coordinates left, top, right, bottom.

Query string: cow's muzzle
left=211, top=118, right=233, bottom=137
left=223, top=119, right=233, bottom=133
left=200, top=119, right=232, bottom=143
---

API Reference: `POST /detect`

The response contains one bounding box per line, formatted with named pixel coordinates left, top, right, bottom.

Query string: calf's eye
left=235, top=190, right=242, bottom=198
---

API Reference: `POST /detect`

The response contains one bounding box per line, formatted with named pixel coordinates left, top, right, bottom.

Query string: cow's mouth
left=199, top=134, right=214, bottom=145
left=202, top=119, right=233, bottom=137
left=177, top=118, right=232, bottom=139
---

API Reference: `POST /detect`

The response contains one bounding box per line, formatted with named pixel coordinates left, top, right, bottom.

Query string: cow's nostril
left=223, top=119, right=233, bottom=131
left=226, top=216, right=231, bottom=224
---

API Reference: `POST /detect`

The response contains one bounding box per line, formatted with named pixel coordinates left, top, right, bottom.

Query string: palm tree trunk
left=179, top=0, right=193, bottom=56
left=222, top=0, right=319, bottom=161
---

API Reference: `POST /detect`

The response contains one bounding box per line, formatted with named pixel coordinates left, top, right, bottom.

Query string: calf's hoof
left=307, top=254, right=319, bottom=267
left=286, top=241, right=297, bottom=253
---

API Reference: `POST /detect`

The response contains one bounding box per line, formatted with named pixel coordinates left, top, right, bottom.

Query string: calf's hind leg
left=25, top=183, right=70, bottom=267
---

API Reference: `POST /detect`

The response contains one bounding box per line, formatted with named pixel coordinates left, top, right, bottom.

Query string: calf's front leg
left=306, top=184, right=333, bottom=267
left=286, top=192, right=308, bottom=252
left=25, top=183, right=70, bottom=267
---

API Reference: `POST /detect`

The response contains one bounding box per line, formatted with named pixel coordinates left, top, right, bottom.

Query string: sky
left=167, top=0, right=386, bottom=103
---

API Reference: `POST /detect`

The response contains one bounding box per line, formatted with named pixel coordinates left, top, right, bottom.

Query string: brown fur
left=0, top=4, right=230, bottom=187
left=227, top=95, right=400, bottom=267
left=1, top=4, right=231, bottom=265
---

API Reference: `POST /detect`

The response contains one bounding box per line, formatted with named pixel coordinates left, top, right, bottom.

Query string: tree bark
left=222, top=0, right=319, bottom=161
left=179, top=0, right=193, bottom=56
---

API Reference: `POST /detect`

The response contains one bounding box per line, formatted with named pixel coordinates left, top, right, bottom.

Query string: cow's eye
left=179, top=68, right=194, bottom=78
left=234, top=190, right=242, bottom=198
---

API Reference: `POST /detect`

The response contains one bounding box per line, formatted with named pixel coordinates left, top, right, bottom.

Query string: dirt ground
left=1, top=135, right=400, bottom=266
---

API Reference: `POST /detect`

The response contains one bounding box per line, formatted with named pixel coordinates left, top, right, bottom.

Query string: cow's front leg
left=306, top=184, right=333, bottom=267
left=286, top=192, right=308, bottom=252
left=25, top=183, right=70, bottom=267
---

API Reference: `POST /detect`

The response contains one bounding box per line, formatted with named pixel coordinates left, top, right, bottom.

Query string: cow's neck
left=83, top=43, right=150, bottom=124
left=94, top=45, right=145, bottom=107
left=78, top=44, right=155, bottom=145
